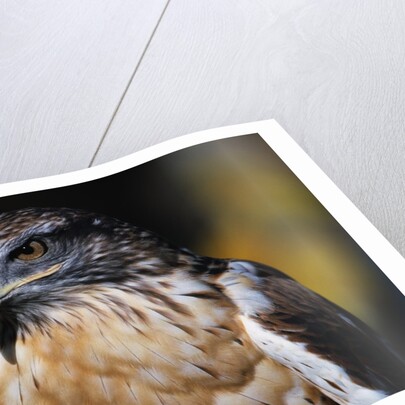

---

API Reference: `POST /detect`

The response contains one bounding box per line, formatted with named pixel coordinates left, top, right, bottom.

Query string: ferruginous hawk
left=0, top=208, right=404, bottom=405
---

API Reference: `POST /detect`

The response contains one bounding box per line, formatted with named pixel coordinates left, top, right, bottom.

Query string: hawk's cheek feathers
left=0, top=263, right=63, bottom=299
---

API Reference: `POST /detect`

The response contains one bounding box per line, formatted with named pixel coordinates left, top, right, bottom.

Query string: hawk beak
left=0, top=263, right=63, bottom=299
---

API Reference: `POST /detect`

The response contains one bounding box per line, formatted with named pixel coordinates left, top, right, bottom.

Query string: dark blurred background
left=0, top=134, right=404, bottom=359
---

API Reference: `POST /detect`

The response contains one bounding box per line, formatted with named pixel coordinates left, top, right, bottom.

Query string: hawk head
left=0, top=207, right=187, bottom=331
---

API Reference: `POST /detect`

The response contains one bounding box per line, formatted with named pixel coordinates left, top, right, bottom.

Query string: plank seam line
left=88, top=0, right=172, bottom=167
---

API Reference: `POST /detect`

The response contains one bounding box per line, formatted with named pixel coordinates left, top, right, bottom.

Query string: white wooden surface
left=0, top=0, right=167, bottom=180
left=1, top=0, right=405, bottom=256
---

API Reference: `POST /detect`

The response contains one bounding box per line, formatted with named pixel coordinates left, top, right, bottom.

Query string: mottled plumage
left=0, top=208, right=403, bottom=405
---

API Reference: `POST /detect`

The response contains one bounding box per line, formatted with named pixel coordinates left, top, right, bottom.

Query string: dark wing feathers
left=239, top=260, right=405, bottom=394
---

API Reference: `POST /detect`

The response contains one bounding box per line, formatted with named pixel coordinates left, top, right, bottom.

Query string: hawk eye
left=11, top=240, right=48, bottom=261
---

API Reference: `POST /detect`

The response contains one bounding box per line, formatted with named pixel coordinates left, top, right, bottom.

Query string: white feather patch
left=217, top=261, right=274, bottom=316
left=241, top=316, right=387, bottom=405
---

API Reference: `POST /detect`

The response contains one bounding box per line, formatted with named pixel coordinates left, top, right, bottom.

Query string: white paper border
left=0, top=119, right=404, bottom=404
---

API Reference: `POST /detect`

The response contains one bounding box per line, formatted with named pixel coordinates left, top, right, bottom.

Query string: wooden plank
left=0, top=0, right=167, bottom=183
left=93, top=0, right=405, bottom=255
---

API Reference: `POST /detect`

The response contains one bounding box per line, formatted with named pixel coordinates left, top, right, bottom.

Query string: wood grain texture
left=93, top=0, right=405, bottom=255
left=0, top=0, right=167, bottom=182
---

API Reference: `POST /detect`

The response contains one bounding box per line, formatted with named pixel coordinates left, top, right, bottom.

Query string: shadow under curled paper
left=0, top=120, right=403, bottom=405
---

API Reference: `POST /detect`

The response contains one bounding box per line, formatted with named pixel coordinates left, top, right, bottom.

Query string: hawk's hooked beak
left=0, top=263, right=63, bottom=299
